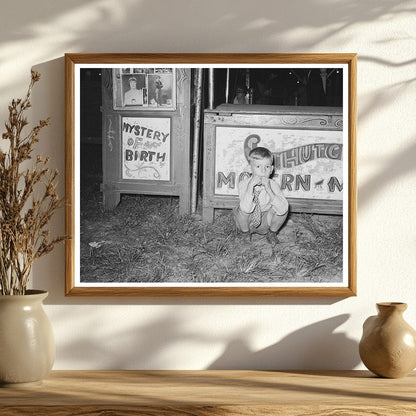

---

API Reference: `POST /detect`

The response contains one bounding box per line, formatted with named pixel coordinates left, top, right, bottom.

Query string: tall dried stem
left=0, top=71, right=66, bottom=295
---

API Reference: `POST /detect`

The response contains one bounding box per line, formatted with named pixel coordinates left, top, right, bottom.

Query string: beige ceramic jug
left=359, top=302, right=416, bottom=378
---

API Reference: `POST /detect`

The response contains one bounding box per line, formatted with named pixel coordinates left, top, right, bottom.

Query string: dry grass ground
left=80, top=170, right=343, bottom=284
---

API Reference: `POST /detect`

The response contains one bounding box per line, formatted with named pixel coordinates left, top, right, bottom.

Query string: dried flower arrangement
left=0, top=71, right=65, bottom=295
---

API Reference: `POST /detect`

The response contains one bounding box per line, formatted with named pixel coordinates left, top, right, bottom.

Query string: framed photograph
left=65, top=53, right=356, bottom=296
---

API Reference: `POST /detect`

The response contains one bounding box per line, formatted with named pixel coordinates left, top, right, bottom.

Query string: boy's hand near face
left=261, top=177, right=273, bottom=195
left=248, top=175, right=263, bottom=191
left=261, top=177, right=286, bottom=211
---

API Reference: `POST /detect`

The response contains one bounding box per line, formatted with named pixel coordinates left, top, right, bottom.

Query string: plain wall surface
left=0, top=0, right=415, bottom=370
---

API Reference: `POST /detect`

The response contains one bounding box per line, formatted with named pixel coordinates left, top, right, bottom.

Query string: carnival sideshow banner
left=122, top=117, right=171, bottom=181
left=215, top=126, right=343, bottom=201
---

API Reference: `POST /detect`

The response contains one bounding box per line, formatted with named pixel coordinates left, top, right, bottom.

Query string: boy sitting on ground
left=234, top=146, right=289, bottom=243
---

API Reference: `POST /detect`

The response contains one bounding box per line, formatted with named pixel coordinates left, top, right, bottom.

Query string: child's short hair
left=249, top=147, right=273, bottom=162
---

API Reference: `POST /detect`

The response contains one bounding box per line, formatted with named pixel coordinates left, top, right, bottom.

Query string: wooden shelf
left=1, top=370, right=415, bottom=415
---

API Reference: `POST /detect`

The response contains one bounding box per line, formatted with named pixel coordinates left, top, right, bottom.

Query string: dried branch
left=0, top=71, right=66, bottom=295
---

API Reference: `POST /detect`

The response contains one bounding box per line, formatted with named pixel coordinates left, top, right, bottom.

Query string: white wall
left=1, top=0, right=415, bottom=370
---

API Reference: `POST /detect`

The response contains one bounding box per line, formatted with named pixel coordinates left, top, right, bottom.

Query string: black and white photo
left=65, top=54, right=357, bottom=296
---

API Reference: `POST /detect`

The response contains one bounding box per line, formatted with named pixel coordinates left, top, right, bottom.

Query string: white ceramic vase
left=0, top=290, right=55, bottom=387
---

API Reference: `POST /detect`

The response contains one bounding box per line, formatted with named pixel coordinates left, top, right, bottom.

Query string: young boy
left=234, top=146, right=289, bottom=242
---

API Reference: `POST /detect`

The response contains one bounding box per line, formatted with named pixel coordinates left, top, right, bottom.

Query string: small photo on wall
left=122, top=73, right=146, bottom=106
left=147, top=73, right=173, bottom=107
left=113, top=67, right=176, bottom=111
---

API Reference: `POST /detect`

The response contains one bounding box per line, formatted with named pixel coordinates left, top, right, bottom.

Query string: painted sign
left=215, top=126, right=343, bottom=200
left=122, top=117, right=171, bottom=181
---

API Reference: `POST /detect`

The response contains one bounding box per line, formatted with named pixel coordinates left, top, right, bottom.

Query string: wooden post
left=225, top=68, right=230, bottom=103
left=320, top=68, right=328, bottom=94
left=191, top=68, right=203, bottom=214
left=208, top=68, right=214, bottom=109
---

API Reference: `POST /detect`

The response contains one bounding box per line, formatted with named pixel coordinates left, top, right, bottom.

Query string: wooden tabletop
left=1, top=370, right=415, bottom=415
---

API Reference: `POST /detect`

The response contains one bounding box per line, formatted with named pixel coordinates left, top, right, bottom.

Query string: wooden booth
left=101, top=67, right=191, bottom=214
left=202, top=104, right=343, bottom=222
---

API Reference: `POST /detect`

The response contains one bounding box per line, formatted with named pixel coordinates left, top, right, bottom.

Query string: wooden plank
left=65, top=53, right=357, bottom=65
left=64, top=285, right=356, bottom=297
left=101, top=111, right=121, bottom=210
left=64, top=55, right=76, bottom=296
left=2, top=405, right=416, bottom=416
left=173, top=69, right=191, bottom=215
left=208, top=103, right=343, bottom=116
left=101, top=181, right=184, bottom=194
left=348, top=55, right=358, bottom=298
left=202, top=122, right=217, bottom=222
left=203, top=196, right=343, bottom=216
left=0, top=370, right=415, bottom=416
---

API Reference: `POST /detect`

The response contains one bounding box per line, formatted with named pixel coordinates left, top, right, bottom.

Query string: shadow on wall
left=0, top=0, right=413, bottom=51
left=30, top=56, right=66, bottom=301
left=0, top=0, right=414, bottom=97
left=358, top=139, right=416, bottom=210
left=55, top=312, right=213, bottom=369
left=356, top=55, right=416, bottom=210
left=208, top=314, right=360, bottom=370
left=53, top=308, right=359, bottom=370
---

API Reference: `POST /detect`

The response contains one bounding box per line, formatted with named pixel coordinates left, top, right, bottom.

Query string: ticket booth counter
left=101, top=67, right=191, bottom=214
left=202, top=104, right=344, bottom=222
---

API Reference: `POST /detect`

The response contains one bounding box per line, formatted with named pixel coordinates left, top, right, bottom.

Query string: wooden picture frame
left=65, top=53, right=357, bottom=297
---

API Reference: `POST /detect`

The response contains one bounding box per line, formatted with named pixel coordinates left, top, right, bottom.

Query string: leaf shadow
left=208, top=314, right=360, bottom=370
